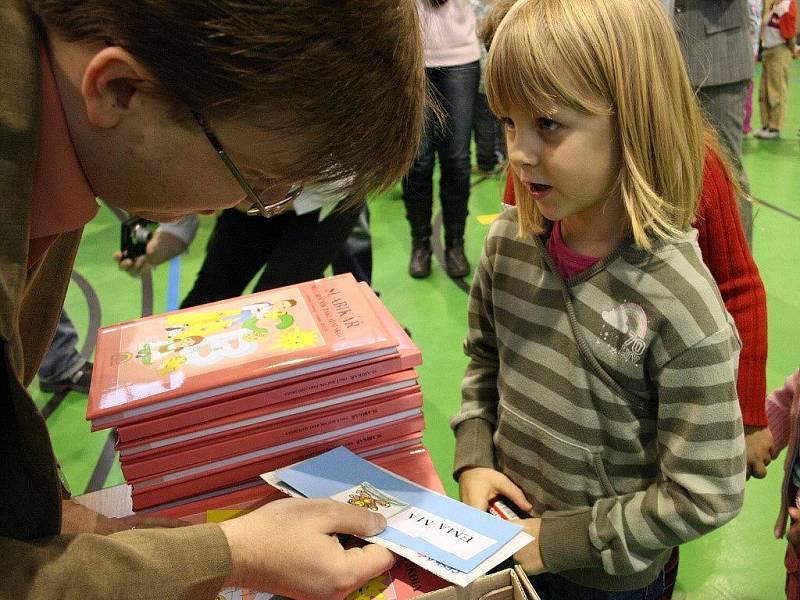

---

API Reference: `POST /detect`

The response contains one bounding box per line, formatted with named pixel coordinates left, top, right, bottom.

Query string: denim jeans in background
left=38, top=310, right=85, bottom=383
left=529, top=570, right=666, bottom=600
left=473, top=91, right=506, bottom=173
left=403, top=60, right=480, bottom=248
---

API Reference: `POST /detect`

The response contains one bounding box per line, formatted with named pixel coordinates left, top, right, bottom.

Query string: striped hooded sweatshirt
left=451, top=209, right=746, bottom=591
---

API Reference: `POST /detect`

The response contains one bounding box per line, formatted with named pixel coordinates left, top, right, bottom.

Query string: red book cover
left=120, top=391, right=424, bottom=480
left=88, top=274, right=398, bottom=427
left=130, top=418, right=425, bottom=510
left=115, top=368, right=419, bottom=445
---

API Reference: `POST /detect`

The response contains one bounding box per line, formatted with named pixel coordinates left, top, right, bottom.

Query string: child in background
left=756, top=0, right=797, bottom=139
left=766, top=368, right=800, bottom=599
left=451, top=1, right=746, bottom=598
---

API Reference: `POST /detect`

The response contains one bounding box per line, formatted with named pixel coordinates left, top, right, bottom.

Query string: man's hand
left=218, top=498, right=396, bottom=600
left=61, top=499, right=187, bottom=535
left=458, top=467, right=533, bottom=513
left=113, top=230, right=187, bottom=277
left=744, top=426, right=776, bottom=479
left=512, top=517, right=545, bottom=574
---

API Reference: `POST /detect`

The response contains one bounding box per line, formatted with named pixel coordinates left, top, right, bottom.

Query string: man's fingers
left=342, top=543, right=396, bottom=585
left=318, top=501, right=388, bottom=537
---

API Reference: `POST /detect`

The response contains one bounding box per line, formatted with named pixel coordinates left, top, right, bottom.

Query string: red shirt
left=501, top=153, right=768, bottom=425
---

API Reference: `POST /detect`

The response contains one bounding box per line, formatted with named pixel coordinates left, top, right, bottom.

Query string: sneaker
left=754, top=128, right=780, bottom=139
left=39, top=361, right=93, bottom=394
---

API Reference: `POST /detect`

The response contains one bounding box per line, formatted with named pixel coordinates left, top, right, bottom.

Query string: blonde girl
left=451, top=1, right=746, bottom=598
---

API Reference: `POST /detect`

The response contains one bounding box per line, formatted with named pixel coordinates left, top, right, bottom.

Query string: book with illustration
left=87, top=274, right=399, bottom=427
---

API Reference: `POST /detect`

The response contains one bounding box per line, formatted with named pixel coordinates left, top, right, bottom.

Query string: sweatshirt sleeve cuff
left=539, top=509, right=600, bottom=573
left=452, top=418, right=496, bottom=480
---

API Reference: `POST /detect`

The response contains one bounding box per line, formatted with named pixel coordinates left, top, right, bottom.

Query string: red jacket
left=501, top=152, right=768, bottom=425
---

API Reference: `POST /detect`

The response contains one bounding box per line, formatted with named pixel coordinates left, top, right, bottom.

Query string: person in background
left=404, top=0, right=481, bottom=279
left=755, top=0, right=798, bottom=139
left=37, top=310, right=93, bottom=394
left=671, top=0, right=756, bottom=245
left=0, top=1, right=426, bottom=597
left=766, top=368, right=800, bottom=600
left=115, top=189, right=363, bottom=301
left=454, top=1, right=746, bottom=598
left=470, top=0, right=506, bottom=178
left=742, top=0, right=763, bottom=136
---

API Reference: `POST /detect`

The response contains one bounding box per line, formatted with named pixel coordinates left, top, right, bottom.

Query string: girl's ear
left=80, top=46, right=156, bottom=129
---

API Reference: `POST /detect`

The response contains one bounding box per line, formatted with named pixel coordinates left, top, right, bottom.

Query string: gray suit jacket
left=674, top=0, right=754, bottom=88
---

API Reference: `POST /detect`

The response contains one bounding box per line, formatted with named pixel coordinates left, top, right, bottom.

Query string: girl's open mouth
left=528, top=182, right=552, bottom=198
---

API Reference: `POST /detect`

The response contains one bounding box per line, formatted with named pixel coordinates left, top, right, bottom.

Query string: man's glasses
left=190, top=110, right=303, bottom=218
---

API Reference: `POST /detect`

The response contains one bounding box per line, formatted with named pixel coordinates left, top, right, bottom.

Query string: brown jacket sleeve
left=0, top=526, right=231, bottom=600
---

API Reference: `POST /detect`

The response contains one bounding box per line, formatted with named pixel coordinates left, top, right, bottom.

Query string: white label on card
left=388, top=507, right=496, bottom=560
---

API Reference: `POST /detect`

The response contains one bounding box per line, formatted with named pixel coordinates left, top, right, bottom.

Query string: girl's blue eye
left=538, top=118, right=559, bottom=132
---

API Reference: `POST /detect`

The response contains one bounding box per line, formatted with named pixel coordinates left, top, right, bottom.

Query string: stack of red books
left=86, top=274, right=425, bottom=513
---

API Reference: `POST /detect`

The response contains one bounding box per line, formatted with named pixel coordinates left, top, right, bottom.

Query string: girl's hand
left=457, top=467, right=532, bottom=512
left=512, top=518, right=545, bottom=574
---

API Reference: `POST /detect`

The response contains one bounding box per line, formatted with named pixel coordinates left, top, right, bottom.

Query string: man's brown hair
left=28, top=0, right=426, bottom=200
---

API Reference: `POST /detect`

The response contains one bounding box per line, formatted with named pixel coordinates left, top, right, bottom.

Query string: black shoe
left=445, top=246, right=470, bottom=278
left=39, top=361, right=93, bottom=395
left=409, top=245, right=433, bottom=278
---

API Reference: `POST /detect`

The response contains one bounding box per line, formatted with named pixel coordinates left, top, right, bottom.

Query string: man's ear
left=80, top=46, right=156, bottom=129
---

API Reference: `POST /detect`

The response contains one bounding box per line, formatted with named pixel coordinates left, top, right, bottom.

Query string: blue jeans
left=529, top=571, right=666, bottom=600
left=403, top=61, right=480, bottom=247
left=473, top=91, right=505, bottom=172
left=38, top=310, right=84, bottom=383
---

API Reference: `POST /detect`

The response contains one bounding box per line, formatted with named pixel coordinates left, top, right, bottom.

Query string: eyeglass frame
left=190, top=109, right=303, bottom=218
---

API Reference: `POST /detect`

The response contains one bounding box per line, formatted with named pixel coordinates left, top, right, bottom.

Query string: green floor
left=35, top=62, right=798, bottom=598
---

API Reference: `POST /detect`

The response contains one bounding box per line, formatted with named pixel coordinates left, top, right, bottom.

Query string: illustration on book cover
left=116, top=292, right=321, bottom=379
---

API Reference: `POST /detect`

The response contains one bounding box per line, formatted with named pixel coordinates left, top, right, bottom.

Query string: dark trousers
left=181, top=205, right=361, bottom=308
left=473, top=90, right=505, bottom=172
left=331, top=204, right=372, bottom=286
left=403, top=61, right=480, bottom=247
left=529, top=570, right=666, bottom=600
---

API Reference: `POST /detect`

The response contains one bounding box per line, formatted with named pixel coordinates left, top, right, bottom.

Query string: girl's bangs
left=485, top=3, right=610, bottom=118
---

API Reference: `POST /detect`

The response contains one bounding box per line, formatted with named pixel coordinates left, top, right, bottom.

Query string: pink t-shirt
left=28, top=45, right=98, bottom=270
left=546, top=221, right=600, bottom=279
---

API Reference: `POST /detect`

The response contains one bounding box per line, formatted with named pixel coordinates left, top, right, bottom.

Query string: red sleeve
left=695, top=151, right=768, bottom=426
left=503, top=173, right=516, bottom=206
left=779, top=1, right=797, bottom=40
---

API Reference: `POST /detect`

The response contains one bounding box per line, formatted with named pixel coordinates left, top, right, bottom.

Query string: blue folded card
left=275, top=446, right=523, bottom=573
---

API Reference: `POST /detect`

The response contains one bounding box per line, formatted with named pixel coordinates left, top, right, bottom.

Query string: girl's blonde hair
left=485, top=0, right=714, bottom=248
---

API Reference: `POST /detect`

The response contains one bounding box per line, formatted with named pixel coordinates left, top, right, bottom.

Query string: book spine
left=122, top=394, right=423, bottom=481
left=117, top=384, right=420, bottom=458
left=130, top=416, right=424, bottom=510
left=111, top=353, right=421, bottom=438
